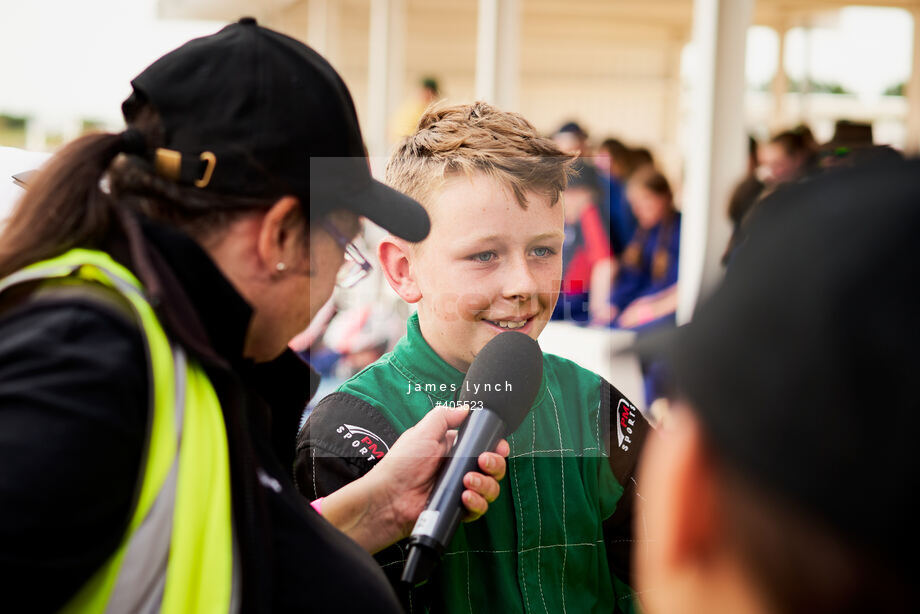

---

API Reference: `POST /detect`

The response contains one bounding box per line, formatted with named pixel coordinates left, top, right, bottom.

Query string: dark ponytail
left=0, top=132, right=124, bottom=278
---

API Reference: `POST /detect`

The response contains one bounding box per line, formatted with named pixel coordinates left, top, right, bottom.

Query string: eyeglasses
left=321, top=220, right=372, bottom=288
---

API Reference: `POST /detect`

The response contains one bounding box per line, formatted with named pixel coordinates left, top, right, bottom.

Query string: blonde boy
left=296, top=102, right=648, bottom=613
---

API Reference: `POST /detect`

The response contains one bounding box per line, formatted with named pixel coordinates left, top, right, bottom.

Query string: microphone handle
left=402, top=408, right=505, bottom=584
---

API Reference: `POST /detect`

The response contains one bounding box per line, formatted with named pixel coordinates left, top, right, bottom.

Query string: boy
left=296, top=102, right=648, bottom=613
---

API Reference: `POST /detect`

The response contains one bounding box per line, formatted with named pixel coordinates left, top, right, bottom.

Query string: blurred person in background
left=759, top=126, right=819, bottom=189
left=630, top=146, right=655, bottom=171
left=0, top=20, right=505, bottom=613
left=635, top=159, right=918, bottom=614
left=722, top=136, right=766, bottom=265
left=817, top=120, right=905, bottom=171
left=822, top=143, right=903, bottom=169
left=608, top=165, right=680, bottom=331
left=596, top=138, right=635, bottom=184
left=552, top=120, right=591, bottom=156
left=728, top=135, right=765, bottom=225
left=300, top=303, right=407, bottom=419
left=390, top=76, right=441, bottom=142
left=724, top=127, right=817, bottom=266
left=553, top=159, right=616, bottom=324
left=595, top=138, right=638, bottom=253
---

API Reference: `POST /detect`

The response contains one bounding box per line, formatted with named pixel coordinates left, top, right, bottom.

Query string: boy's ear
left=378, top=236, right=422, bottom=303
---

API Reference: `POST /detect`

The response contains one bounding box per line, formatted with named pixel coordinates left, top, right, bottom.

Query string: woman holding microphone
left=0, top=18, right=506, bottom=613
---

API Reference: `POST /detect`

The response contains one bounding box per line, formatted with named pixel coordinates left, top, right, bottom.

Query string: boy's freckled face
left=410, top=173, right=564, bottom=372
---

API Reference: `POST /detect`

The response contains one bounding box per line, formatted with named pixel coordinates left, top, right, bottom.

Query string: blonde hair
left=385, top=101, right=572, bottom=212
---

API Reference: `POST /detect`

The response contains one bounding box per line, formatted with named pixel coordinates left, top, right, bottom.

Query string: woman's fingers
left=460, top=490, right=489, bottom=522
left=464, top=471, right=501, bottom=503
left=478, top=451, right=506, bottom=482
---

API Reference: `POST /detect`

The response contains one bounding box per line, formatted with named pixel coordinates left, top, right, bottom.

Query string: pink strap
left=310, top=497, right=324, bottom=515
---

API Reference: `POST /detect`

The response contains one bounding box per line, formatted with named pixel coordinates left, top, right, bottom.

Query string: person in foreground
left=0, top=19, right=506, bottom=613
left=635, top=159, right=919, bottom=614
left=297, top=102, right=650, bottom=613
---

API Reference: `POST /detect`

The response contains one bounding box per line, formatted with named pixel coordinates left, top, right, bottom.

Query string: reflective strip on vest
left=0, top=249, right=238, bottom=613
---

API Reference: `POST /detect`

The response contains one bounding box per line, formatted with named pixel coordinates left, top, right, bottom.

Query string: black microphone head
left=458, top=332, right=543, bottom=435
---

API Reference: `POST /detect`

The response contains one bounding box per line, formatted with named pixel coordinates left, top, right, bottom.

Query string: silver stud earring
left=276, top=262, right=287, bottom=272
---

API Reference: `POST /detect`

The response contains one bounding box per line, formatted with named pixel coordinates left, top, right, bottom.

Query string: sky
left=0, top=1, right=915, bottom=134
left=0, top=0, right=222, bottom=126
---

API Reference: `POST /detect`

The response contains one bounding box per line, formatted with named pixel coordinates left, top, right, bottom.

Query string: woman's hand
left=387, top=405, right=509, bottom=525
left=319, top=405, right=509, bottom=554
left=617, top=297, right=656, bottom=328
left=590, top=302, right=619, bottom=327
left=618, top=285, right=678, bottom=329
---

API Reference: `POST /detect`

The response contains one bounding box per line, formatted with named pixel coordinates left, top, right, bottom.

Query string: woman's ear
left=636, top=407, right=747, bottom=614
left=378, top=237, right=421, bottom=303
left=256, top=196, right=305, bottom=276
left=648, top=406, right=721, bottom=570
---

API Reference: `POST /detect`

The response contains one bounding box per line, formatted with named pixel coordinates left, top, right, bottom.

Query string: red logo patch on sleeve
left=335, top=423, right=390, bottom=462
left=616, top=399, right=638, bottom=452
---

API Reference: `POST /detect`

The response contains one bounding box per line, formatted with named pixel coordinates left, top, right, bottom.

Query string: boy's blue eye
left=472, top=252, right=496, bottom=263
left=532, top=246, right=556, bottom=257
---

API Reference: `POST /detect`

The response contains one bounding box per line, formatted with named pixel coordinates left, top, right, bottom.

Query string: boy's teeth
left=492, top=319, right=526, bottom=329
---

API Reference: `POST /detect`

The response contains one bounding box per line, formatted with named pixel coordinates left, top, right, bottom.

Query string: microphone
left=401, top=331, right=543, bottom=585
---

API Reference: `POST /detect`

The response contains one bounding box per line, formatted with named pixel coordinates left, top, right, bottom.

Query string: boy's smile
left=410, top=172, right=565, bottom=372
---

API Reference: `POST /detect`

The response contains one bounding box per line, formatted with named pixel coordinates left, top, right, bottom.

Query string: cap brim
left=350, top=178, right=431, bottom=243
left=309, top=157, right=430, bottom=243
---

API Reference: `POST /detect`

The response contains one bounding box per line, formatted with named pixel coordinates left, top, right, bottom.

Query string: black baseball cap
left=121, top=17, right=429, bottom=242
left=650, top=159, right=920, bottom=573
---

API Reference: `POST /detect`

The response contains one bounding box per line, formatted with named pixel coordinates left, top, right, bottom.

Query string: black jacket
left=0, top=213, right=403, bottom=613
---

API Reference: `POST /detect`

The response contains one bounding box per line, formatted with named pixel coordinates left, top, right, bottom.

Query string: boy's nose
left=502, top=257, right=539, bottom=301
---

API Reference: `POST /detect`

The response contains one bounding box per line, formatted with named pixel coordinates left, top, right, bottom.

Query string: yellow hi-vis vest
left=0, top=248, right=238, bottom=613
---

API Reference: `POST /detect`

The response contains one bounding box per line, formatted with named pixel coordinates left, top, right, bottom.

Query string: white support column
left=475, top=0, right=520, bottom=108
left=497, top=0, right=520, bottom=110
left=25, top=117, right=48, bottom=152
left=677, top=0, right=753, bottom=322
left=307, top=0, right=340, bottom=62
left=662, top=37, right=685, bottom=146
left=800, top=21, right=812, bottom=124
left=906, top=9, right=920, bottom=155
left=771, top=22, right=789, bottom=130
left=658, top=34, right=688, bottom=181
left=367, top=0, right=406, bottom=159
left=476, top=0, right=499, bottom=103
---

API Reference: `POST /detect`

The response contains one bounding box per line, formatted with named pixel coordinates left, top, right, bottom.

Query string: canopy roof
left=161, top=0, right=920, bottom=28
